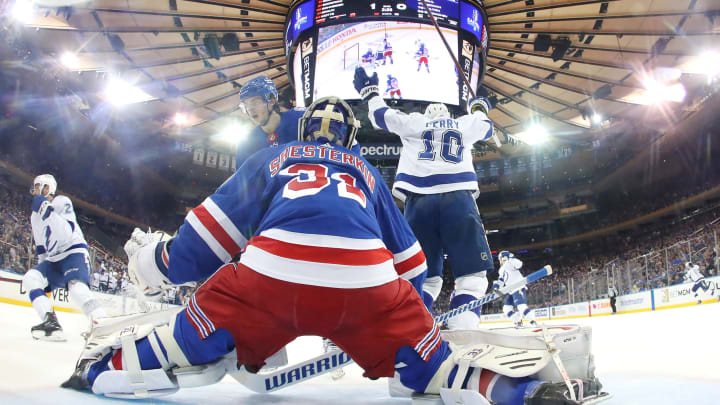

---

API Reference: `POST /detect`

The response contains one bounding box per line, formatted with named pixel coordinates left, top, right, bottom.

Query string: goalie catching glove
left=124, top=228, right=185, bottom=299
left=353, top=67, right=380, bottom=102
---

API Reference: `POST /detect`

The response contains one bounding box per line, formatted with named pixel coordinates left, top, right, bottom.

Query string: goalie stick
left=230, top=265, right=552, bottom=393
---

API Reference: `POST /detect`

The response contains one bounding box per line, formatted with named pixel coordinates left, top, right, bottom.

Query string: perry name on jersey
left=31, top=195, right=88, bottom=262
left=169, top=141, right=426, bottom=290
left=367, top=96, right=493, bottom=200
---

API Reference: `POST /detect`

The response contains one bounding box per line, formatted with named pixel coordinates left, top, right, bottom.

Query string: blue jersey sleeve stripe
left=36, top=245, right=46, bottom=255
left=42, top=206, right=54, bottom=220
left=374, top=107, right=390, bottom=131
left=395, top=171, right=477, bottom=187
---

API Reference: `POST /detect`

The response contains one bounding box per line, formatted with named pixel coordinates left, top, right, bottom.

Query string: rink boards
left=481, top=276, right=720, bottom=323
left=0, top=269, right=170, bottom=315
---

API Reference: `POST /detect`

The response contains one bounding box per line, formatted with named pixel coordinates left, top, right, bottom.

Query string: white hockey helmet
left=31, top=174, right=57, bottom=196
left=498, top=250, right=514, bottom=264
left=424, top=103, right=449, bottom=120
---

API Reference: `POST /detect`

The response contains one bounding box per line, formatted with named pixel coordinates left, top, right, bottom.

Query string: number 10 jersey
left=367, top=97, right=494, bottom=200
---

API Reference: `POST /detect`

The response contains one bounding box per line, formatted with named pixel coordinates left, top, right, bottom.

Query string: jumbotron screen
left=287, top=0, right=488, bottom=108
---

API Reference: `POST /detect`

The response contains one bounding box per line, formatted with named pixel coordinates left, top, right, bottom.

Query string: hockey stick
left=434, top=265, right=552, bottom=324
left=230, top=265, right=552, bottom=393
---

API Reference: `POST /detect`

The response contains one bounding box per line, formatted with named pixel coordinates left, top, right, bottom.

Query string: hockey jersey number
left=279, top=163, right=366, bottom=207
left=418, top=129, right=464, bottom=164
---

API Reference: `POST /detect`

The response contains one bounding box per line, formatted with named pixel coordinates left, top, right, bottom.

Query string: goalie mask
left=31, top=174, right=57, bottom=196
left=299, top=96, right=360, bottom=149
left=424, top=103, right=450, bottom=120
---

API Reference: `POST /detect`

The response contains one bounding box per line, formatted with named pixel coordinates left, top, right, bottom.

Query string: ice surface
left=1, top=301, right=718, bottom=404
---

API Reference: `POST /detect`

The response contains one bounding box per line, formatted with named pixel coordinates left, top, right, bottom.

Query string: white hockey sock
left=69, top=281, right=107, bottom=321
left=31, top=295, right=53, bottom=320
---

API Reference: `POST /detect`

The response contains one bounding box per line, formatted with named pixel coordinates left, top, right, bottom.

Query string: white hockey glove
left=468, top=96, right=492, bottom=116
left=124, top=228, right=176, bottom=300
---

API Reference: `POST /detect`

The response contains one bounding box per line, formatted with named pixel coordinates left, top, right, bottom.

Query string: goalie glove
left=468, top=96, right=492, bottom=116
left=124, top=228, right=178, bottom=300
left=353, top=67, right=379, bottom=102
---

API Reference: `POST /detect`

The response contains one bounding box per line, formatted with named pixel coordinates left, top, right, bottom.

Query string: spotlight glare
left=12, top=0, right=34, bottom=23
left=591, top=113, right=603, bottom=124
left=698, top=51, right=720, bottom=79
left=515, top=125, right=548, bottom=145
left=60, top=52, right=78, bottom=69
left=104, top=78, right=155, bottom=106
left=173, top=112, right=189, bottom=126
left=217, top=123, right=248, bottom=145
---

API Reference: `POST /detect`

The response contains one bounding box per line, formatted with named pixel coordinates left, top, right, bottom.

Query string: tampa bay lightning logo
left=294, top=7, right=307, bottom=31
left=467, top=9, right=480, bottom=32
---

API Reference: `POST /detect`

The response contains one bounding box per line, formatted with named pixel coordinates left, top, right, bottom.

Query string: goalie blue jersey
left=168, top=141, right=427, bottom=290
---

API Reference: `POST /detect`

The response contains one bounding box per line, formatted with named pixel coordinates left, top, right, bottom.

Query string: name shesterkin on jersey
left=268, top=143, right=376, bottom=191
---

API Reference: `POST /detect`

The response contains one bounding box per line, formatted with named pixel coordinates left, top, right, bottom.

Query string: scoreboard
left=315, top=1, right=460, bottom=26
left=286, top=0, right=489, bottom=109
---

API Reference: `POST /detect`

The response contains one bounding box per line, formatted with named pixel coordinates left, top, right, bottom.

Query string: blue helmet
left=299, top=96, right=360, bottom=148
left=239, top=75, right=278, bottom=104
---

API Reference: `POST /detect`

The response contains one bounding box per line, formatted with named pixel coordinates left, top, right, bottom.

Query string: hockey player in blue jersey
left=416, top=43, right=430, bottom=72
left=354, top=66, right=494, bottom=330
left=236, top=75, right=305, bottom=165
left=63, top=97, right=607, bottom=405
left=385, top=74, right=402, bottom=99
left=383, top=37, right=394, bottom=65
left=23, top=175, right=106, bottom=341
left=494, top=251, right=537, bottom=327
left=361, top=48, right=375, bottom=65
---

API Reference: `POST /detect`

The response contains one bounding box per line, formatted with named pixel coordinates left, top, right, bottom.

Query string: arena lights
left=103, top=77, right=155, bottom=106
left=216, top=122, right=249, bottom=145
left=60, top=52, right=78, bottom=69
left=591, top=113, right=603, bottom=125
left=641, top=77, right=686, bottom=104
left=11, top=0, right=34, bottom=23
left=515, top=125, right=548, bottom=145
left=684, top=50, right=720, bottom=83
left=173, top=112, right=189, bottom=126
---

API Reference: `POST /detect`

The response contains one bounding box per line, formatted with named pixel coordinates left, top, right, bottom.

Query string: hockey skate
left=526, top=377, right=610, bottom=405
left=323, top=339, right=345, bottom=380
left=31, top=312, right=66, bottom=342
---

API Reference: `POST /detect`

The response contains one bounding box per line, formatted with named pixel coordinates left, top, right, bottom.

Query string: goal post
left=343, top=43, right=359, bottom=70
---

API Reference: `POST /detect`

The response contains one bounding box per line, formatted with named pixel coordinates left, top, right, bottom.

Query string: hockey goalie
left=61, top=96, right=608, bottom=405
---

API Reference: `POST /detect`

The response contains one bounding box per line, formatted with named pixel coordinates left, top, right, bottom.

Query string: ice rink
left=1, top=301, right=718, bottom=405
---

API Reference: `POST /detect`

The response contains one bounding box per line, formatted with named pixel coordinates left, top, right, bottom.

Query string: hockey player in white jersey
left=23, top=174, right=106, bottom=341
left=354, top=66, right=494, bottom=330
left=684, top=261, right=715, bottom=304
left=494, top=251, right=537, bottom=327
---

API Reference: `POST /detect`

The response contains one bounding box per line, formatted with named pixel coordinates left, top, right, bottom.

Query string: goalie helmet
left=239, top=76, right=277, bottom=107
left=299, top=96, right=360, bottom=149
left=31, top=174, right=57, bottom=196
left=424, top=103, right=449, bottom=120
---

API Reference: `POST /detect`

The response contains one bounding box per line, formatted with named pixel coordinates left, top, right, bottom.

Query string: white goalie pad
left=441, top=325, right=595, bottom=383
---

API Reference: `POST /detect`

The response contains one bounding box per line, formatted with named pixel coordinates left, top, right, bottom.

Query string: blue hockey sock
left=449, top=293, right=482, bottom=316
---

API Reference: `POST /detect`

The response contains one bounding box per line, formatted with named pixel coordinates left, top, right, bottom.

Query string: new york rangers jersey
left=235, top=108, right=306, bottom=165
left=31, top=195, right=88, bottom=262
left=367, top=97, right=493, bottom=200
left=168, top=141, right=427, bottom=290
left=496, top=257, right=525, bottom=294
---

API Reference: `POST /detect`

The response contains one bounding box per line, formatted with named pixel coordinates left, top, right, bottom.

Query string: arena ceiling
left=2, top=0, right=719, bottom=152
